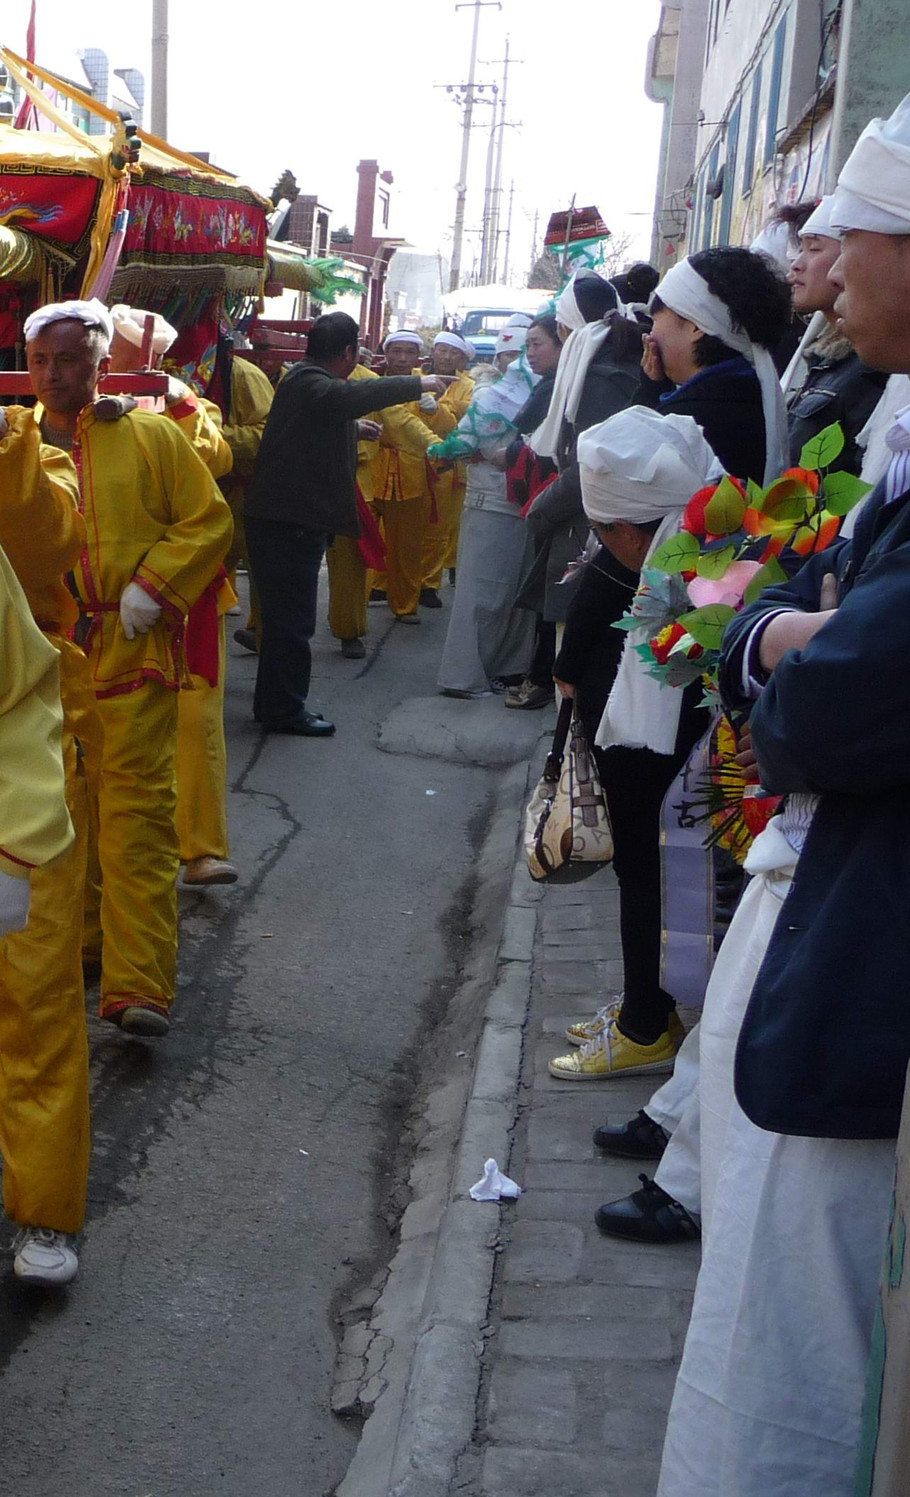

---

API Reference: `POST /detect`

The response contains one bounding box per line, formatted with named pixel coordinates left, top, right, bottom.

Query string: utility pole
left=529, top=208, right=539, bottom=278
left=151, top=0, right=168, bottom=137
left=450, top=0, right=501, bottom=292
left=488, top=36, right=510, bottom=282
left=479, top=94, right=499, bottom=284
left=502, top=178, right=515, bottom=283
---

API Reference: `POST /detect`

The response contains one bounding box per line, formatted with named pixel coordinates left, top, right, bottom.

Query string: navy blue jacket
left=719, top=482, right=910, bottom=1139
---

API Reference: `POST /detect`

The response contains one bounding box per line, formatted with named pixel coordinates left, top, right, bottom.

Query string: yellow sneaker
left=548, top=1018, right=680, bottom=1081
left=564, top=997, right=622, bottom=1047
left=565, top=1004, right=685, bottom=1049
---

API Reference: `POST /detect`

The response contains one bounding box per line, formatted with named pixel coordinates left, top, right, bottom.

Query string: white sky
left=5, top=0, right=664, bottom=280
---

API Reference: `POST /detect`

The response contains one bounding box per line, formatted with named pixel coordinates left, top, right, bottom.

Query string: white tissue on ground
left=469, top=1157, right=522, bottom=1201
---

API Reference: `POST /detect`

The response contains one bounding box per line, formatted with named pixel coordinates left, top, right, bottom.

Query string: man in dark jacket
left=656, top=93, right=910, bottom=1497
left=244, top=312, right=447, bottom=734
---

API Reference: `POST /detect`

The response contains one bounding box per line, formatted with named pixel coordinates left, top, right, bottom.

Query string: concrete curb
left=336, top=744, right=547, bottom=1497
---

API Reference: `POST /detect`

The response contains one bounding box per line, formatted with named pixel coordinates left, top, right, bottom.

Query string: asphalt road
left=0, top=579, right=511, bottom=1497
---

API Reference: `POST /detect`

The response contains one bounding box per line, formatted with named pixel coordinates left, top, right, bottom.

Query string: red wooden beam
left=0, top=373, right=170, bottom=397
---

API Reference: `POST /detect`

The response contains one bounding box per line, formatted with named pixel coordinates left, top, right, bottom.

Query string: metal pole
left=450, top=1, right=500, bottom=292
left=502, top=178, right=515, bottom=283
left=489, top=37, right=509, bottom=283
left=480, top=111, right=498, bottom=284
left=151, top=0, right=168, bottom=138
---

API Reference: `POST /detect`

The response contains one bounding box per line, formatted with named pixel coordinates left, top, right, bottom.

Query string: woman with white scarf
left=547, top=407, right=719, bottom=1083
left=516, top=273, right=645, bottom=631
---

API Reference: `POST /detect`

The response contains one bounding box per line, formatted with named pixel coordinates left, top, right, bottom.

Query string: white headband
left=657, top=257, right=789, bottom=484
left=110, top=303, right=178, bottom=356
left=799, top=196, right=843, bottom=241
left=23, top=297, right=114, bottom=346
left=385, top=331, right=423, bottom=350
left=434, top=330, right=472, bottom=357
left=831, top=93, right=910, bottom=235
left=495, top=325, right=528, bottom=355
left=554, top=278, right=585, bottom=332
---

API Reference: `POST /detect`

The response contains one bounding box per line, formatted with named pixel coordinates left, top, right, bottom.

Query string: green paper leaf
left=704, top=477, right=747, bottom=535
left=696, top=544, right=737, bottom=580
left=743, top=555, right=788, bottom=605
left=799, top=421, right=845, bottom=471
left=822, top=469, right=873, bottom=516
left=746, top=477, right=765, bottom=508
left=678, top=604, right=737, bottom=651
left=647, top=530, right=700, bottom=574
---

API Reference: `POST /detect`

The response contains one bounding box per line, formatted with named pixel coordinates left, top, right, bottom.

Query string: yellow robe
left=222, top=356, right=274, bottom=579
left=326, top=364, right=382, bottom=643
left=71, top=406, right=232, bottom=1021
left=422, top=368, right=475, bottom=589
left=0, top=408, right=90, bottom=1232
left=168, top=395, right=236, bottom=863
left=372, top=369, right=439, bottom=617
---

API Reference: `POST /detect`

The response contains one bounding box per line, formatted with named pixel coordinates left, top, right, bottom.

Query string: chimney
left=353, top=159, right=380, bottom=254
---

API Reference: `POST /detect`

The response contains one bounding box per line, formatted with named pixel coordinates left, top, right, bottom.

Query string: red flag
left=14, top=1, right=40, bottom=131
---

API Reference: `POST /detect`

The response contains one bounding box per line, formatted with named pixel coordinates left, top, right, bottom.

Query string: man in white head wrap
left=654, top=91, right=910, bottom=1497
left=493, top=322, right=528, bottom=370
left=24, top=298, right=232, bottom=1040
left=419, top=331, right=477, bottom=604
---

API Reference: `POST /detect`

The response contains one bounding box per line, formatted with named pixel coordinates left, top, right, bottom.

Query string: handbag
left=524, top=697, right=614, bottom=883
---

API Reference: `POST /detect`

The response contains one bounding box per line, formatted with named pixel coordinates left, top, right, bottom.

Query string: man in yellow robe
left=106, top=305, right=239, bottom=889
left=0, top=403, right=89, bottom=1284
left=371, top=331, right=440, bottom=623
left=420, top=331, right=475, bottom=606
left=25, top=298, right=232, bottom=1039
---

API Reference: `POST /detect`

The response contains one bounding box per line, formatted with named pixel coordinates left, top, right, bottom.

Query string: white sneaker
left=13, top=1227, right=79, bottom=1286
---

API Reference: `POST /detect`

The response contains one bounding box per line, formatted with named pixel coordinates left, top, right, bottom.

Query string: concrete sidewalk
left=471, top=867, right=699, bottom=1497
left=337, top=790, right=700, bottom=1497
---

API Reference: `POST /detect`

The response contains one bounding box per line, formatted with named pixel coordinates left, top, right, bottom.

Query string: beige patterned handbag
left=524, top=699, right=614, bottom=882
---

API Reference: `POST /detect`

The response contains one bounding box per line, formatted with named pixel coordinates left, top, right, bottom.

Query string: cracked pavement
left=0, top=578, right=509, bottom=1497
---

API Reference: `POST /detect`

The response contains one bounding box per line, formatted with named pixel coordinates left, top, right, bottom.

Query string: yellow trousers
left=175, top=619, right=229, bottom=862
left=373, top=492, right=433, bottom=617
left=422, top=472, right=465, bottom=591
left=327, top=536, right=368, bottom=641
left=95, top=679, right=180, bottom=1022
left=0, top=733, right=91, bottom=1232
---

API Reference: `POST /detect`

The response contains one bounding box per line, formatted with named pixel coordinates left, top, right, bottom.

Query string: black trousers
left=245, top=516, right=328, bottom=728
left=528, top=618, right=556, bottom=688
left=595, top=744, right=690, bottom=1044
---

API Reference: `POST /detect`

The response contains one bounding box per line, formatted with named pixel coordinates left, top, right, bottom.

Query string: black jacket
left=245, top=360, right=422, bottom=536
left=720, top=481, right=910, bottom=1139
left=637, top=356, right=767, bottom=483
left=518, top=342, right=641, bottom=621
left=787, top=345, right=887, bottom=474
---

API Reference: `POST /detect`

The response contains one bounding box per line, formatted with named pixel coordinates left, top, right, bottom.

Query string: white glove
left=120, top=582, right=162, bottom=640
left=164, top=376, right=192, bottom=408
left=0, top=871, right=30, bottom=937
left=419, top=393, right=438, bottom=414
left=0, top=407, right=8, bottom=441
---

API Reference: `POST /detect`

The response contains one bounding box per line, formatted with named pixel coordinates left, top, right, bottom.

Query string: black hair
left=529, top=313, right=560, bottom=345
left=614, top=262, right=660, bottom=304
left=574, top=273, right=618, bottom=322
left=307, top=311, right=360, bottom=363
left=652, top=247, right=791, bottom=367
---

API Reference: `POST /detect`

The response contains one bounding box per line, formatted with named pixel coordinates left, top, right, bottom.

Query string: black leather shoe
left=262, top=711, right=336, bottom=737
left=593, top=1109, right=669, bottom=1160
left=341, top=637, right=366, bottom=659
left=233, top=627, right=258, bottom=654
left=595, top=1174, right=700, bottom=1244
left=419, top=587, right=443, bottom=609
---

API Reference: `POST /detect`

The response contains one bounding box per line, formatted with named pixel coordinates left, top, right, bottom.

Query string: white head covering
left=23, top=297, right=114, bottom=347
left=798, top=195, right=842, bottom=241
left=110, top=303, right=178, bottom=356
left=434, top=330, right=473, bottom=358
left=656, top=256, right=789, bottom=485
left=750, top=219, right=796, bottom=273
left=532, top=273, right=629, bottom=457
left=495, top=324, right=528, bottom=356
left=385, top=330, right=423, bottom=350
left=506, top=312, right=533, bottom=329
left=831, top=92, right=910, bottom=234
left=578, top=406, right=721, bottom=755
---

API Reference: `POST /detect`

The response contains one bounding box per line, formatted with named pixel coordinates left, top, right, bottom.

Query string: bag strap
left=543, top=696, right=574, bottom=780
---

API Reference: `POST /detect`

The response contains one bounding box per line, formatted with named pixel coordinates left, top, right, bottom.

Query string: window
left=719, top=102, right=742, bottom=245
left=764, top=15, right=787, bottom=167
left=741, top=61, right=763, bottom=194
left=703, top=143, right=721, bottom=248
